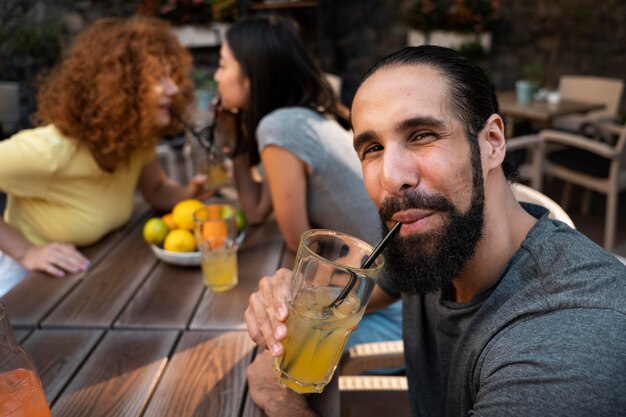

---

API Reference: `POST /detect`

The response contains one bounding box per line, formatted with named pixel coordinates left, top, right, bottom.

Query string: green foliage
left=192, top=68, right=216, bottom=90
left=521, top=60, right=545, bottom=85
left=136, top=0, right=239, bottom=25
left=406, top=0, right=501, bottom=33
left=4, top=18, right=66, bottom=66
left=458, top=39, right=486, bottom=61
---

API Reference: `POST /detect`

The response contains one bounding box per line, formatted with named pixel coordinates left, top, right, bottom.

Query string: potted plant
left=406, top=0, right=501, bottom=51
left=515, top=61, right=545, bottom=105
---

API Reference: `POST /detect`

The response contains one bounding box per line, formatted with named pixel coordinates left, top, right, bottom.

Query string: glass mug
left=0, top=303, right=51, bottom=417
left=183, top=115, right=232, bottom=191
left=273, top=229, right=385, bottom=394
left=194, top=204, right=239, bottom=292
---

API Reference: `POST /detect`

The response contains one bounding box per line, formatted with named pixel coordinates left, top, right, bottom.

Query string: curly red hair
left=35, top=17, right=193, bottom=171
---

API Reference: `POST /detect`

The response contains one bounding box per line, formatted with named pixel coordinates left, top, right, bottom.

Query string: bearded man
left=243, top=46, right=626, bottom=417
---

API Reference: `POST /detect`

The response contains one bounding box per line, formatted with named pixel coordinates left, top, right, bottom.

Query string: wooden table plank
left=142, top=330, right=255, bottom=417
left=23, top=329, right=104, bottom=404
left=114, top=262, right=205, bottom=330
left=51, top=330, right=178, bottom=417
left=41, top=221, right=158, bottom=328
left=189, top=238, right=284, bottom=330
left=1, top=206, right=151, bottom=328
left=13, top=329, right=32, bottom=343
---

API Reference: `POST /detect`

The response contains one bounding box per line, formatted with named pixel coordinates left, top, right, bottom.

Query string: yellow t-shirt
left=0, top=125, right=155, bottom=246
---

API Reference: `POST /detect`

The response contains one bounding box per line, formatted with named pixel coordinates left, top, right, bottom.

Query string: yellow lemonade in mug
left=274, top=287, right=363, bottom=393
left=201, top=249, right=237, bottom=292
left=204, top=162, right=229, bottom=190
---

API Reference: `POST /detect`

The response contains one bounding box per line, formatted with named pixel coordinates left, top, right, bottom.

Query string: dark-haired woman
left=214, top=15, right=401, bottom=350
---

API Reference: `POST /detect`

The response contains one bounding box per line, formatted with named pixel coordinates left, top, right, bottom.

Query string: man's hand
left=246, top=351, right=317, bottom=417
left=19, top=242, right=91, bottom=277
left=244, top=268, right=292, bottom=356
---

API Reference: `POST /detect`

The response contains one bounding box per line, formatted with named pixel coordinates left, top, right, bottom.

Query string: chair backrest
left=558, top=75, right=624, bottom=119
left=511, top=183, right=575, bottom=228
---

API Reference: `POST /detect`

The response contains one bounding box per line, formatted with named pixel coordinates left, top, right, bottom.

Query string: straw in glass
left=326, top=221, right=402, bottom=310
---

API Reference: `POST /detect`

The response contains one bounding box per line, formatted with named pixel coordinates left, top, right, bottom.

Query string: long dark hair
left=225, top=15, right=342, bottom=164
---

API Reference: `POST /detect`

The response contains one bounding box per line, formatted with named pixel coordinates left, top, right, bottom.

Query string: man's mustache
left=379, top=190, right=456, bottom=222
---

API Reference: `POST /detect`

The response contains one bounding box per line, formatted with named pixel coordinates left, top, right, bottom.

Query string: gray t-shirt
left=378, top=203, right=626, bottom=417
left=256, top=107, right=381, bottom=245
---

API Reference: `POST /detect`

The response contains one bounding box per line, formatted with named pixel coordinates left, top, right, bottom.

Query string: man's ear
left=479, top=114, right=506, bottom=173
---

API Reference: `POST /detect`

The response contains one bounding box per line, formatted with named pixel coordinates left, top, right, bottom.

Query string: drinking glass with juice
left=0, top=303, right=51, bottom=417
left=273, top=229, right=385, bottom=394
left=194, top=203, right=239, bottom=292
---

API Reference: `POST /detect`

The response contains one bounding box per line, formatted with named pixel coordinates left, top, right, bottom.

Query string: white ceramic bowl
left=150, top=245, right=201, bottom=267
left=150, top=230, right=245, bottom=267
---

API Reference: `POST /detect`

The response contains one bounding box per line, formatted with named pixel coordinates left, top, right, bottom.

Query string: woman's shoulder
left=2, top=125, right=74, bottom=153
left=260, top=106, right=322, bottom=125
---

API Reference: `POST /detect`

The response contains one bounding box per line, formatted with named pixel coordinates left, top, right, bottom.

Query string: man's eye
left=362, top=144, right=383, bottom=157
left=409, top=131, right=437, bottom=143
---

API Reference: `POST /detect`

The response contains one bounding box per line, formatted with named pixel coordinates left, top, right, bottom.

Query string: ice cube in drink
left=274, top=287, right=363, bottom=393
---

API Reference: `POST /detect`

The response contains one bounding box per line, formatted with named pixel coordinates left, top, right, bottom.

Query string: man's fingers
left=248, top=291, right=283, bottom=356
left=244, top=304, right=268, bottom=349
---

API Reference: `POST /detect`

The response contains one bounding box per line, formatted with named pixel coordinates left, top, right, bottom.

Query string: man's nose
left=381, top=146, right=419, bottom=196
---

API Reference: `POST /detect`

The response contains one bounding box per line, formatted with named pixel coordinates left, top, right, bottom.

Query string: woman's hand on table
left=20, top=242, right=91, bottom=277
left=244, top=268, right=292, bottom=356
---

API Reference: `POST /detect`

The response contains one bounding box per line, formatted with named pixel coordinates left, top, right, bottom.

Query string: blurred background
left=1, top=0, right=625, bottom=252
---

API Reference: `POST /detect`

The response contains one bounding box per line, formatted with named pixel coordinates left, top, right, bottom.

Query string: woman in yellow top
left=0, top=17, right=209, bottom=292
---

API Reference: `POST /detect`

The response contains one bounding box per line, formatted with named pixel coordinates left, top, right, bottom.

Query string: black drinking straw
left=169, top=105, right=218, bottom=152
left=326, top=221, right=402, bottom=309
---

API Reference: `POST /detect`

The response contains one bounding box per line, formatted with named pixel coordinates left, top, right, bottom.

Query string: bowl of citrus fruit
left=143, top=199, right=246, bottom=266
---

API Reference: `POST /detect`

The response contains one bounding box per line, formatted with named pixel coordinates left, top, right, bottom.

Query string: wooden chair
left=551, top=75, right=624, bottom=136
left=338, top=184, right=575, bottom=417
left=538, top=122, right=626, bottom=250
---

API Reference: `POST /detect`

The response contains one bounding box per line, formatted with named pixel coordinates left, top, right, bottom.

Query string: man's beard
left=379, top=143, right=485, bottom=296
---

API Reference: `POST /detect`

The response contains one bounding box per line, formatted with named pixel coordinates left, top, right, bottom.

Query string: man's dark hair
left=359, top=45, right=517, bottom=181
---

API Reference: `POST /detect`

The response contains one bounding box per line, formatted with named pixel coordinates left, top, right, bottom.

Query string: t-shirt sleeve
left=256, top=108, right=327, bottom=173
left=470, top=309, right=626, bottom=416
left=0, top=129, right=58, bottom=196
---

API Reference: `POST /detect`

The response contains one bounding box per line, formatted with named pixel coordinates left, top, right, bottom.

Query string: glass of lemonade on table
left=0, top=303, right=51, bottom=417
left=194, top=203, right=239, bottom=292
left=274, top=229, right=385, bottom=394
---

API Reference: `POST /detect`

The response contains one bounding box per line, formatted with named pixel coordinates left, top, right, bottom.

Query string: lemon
left=172, top=199, right=205, bottom=231
left=143, top=218, right=170, bottom=246
left=163, top=229, right=197, bottom=252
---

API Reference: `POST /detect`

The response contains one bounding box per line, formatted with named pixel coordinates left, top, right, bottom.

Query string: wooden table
left=2, top=201, right=338, bottom=417
left=498, top=91, right=606, bottom=137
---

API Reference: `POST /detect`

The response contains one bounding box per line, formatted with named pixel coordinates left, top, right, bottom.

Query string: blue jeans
left=347, top=300, right=402, bottom=349
left=0, top=251, right=28, bottom=298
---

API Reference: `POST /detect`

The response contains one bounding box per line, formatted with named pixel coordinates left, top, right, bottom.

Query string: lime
left=163, top=229, right=196, bottom=252
left=221, top=204, right=236, bottom=219
left=143, top=218, right=170, bottom=246
left=235, top=208, right=246, bottom=232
